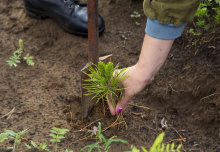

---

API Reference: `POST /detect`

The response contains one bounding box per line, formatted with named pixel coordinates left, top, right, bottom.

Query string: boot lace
left=63, top=0, right=86, bottom=15
left=64, top=0, right=86, bottom=8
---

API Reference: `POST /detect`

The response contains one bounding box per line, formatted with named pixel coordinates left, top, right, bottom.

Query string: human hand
left=108, top=64, right=153, bottom=115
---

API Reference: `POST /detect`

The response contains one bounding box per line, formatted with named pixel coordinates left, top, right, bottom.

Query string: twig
left=103, top=121, right=125, bottom=132
left=73, top=118, right=103, bottom=133
left=128, top=103, right=150, bottom=110
left=72, top=135, right=96, bottom=143
left=103, top=114, right=127, bottom=132
left=165, top=138, right=186, bottom=144
left=170, top=126, right=186, bottom=152
left=1, top=107, right=15, bottom=119
left=200, top=93, right=220, bottom=102
left=170, top=127, right=186, bottom=142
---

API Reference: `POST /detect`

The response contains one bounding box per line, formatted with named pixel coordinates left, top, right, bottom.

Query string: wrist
left=133, top=64, right=154, bottom=85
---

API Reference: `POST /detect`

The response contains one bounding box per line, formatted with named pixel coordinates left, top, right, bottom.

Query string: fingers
left=107, top=95, right=130, bottom=115
left=107, top=102, right=116, bottom=115
left=115, top=95, right=129, bottom=114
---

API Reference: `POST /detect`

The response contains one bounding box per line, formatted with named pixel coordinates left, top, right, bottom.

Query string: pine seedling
left=80, top=122, right=128, bottom=152
left=83, top=61, right=128, bottom=111
left=49, top=127, right=69, bottom=152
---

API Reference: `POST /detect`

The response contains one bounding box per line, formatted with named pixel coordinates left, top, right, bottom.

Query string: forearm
left=135, top=34, right=174, bottom=84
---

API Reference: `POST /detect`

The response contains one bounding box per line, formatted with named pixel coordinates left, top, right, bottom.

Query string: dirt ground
left=0, top=0, right=219, bottom=152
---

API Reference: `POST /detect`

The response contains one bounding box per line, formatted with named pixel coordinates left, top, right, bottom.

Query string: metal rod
left=87, top=0, right=99, bottom=64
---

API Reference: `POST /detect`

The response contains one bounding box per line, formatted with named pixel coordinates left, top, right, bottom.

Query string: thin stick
left=170, top=126, right=186, bottom=152
left=103, top=121, right=125, bottom=132
left=128, top=103, right=150, bottom=110
left=103, top=114, right=127, bottom=132
left=1, top=107, right=15, bottom=119
left=72, top=135, right=94, bottom=143
left=165, top=138, right=186, bottom=144
left=170, top=127, right=186, bottom=142
left=200, top=93, right=220, bottom=102
left=73, top=118, right=103, bottom=133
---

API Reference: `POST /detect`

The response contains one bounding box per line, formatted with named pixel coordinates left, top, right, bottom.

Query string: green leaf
left=141, top=146, right=148, bottom=152
left=80, top=142, right=100, bottom=152
left=49, top=133, right=57, bottom=138
left=25, top=143, right=31, bottom=149
left=39, top=142, right=47, bottom=150
left=50, top=138, right=59, bottom=142
left=0, top=133, right=8, bottom=143
left=19, top=39, right=23, bottom=50
left=30, top=141, right=37, bottom=148
left=171, top=143, right=175, bottom=150
left=24, top=53, right=35, bottom=66
left=65, top=150, right=73, bottom=152
left=177, top=144, right=182, bottom=152
left=130, top=145, right=140, bottom=152
left=105, top=136, right=128, bottom=150
left=18, top=129, right=28, bottom=136
left=135, top=22, right=140, bottom=26
left=56, top=135, right=65, bottom=139
left=196, top=19, right=205, bottom=27
left=4, top=130, right=16, bottom=138
left=149, top=132, right=165, bottom=152
left=196, top=7, right=208, bottom=17
left=121, top=34, right=128, bottom=40
left=166, top=144, right=170, bottom=151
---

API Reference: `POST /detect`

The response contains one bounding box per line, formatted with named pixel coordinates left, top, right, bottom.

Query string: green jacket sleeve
left=143, top=0, right=201, bottom=26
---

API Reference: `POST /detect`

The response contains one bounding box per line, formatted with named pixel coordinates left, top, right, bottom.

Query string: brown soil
left=0, top=0, right=219, bottom=152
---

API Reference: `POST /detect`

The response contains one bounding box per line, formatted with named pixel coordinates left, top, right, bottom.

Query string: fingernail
left=116, top=107, right=123, bottom=114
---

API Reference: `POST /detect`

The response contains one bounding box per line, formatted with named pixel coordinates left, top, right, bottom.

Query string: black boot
left=23, top=0, right=105, bottom=36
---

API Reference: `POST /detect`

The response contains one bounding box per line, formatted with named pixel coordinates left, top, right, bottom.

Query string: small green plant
left=0, top=132, right=8, bottom=143
left=1, top=129, right=28, bottom=152
left=25, top=141, right=51, bottom=152
left=130, top=11, right=141, bottom=18
left=83, top=61, right=128, bottom=111
left=188, top=28, right=201, bottom=36
left=121, top=34, right=128, bottom=40
left=130, top=11, right=141, bottom=26
left=7, top=39, right=23, bottom=67
left=80, top=122, right=128, bottom=152
left=189, top=0, right=220, bottom=35
left=135, top=21, right=141, bottom=26
left=49, top=127, right=69, bottom=152
left=1, top=128, right=73, bottom=152
left=126, top=132, right=182, bottom=152
left=7, top=39, right=35, bottom=67
left=24, top=53, right=35, bottom=66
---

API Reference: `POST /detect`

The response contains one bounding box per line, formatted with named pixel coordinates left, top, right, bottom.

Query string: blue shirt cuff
left=145, top=18, right=186, bottom=40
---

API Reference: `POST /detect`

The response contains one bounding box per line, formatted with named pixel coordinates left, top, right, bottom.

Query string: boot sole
left=25, top=7, right=105, bottom=36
